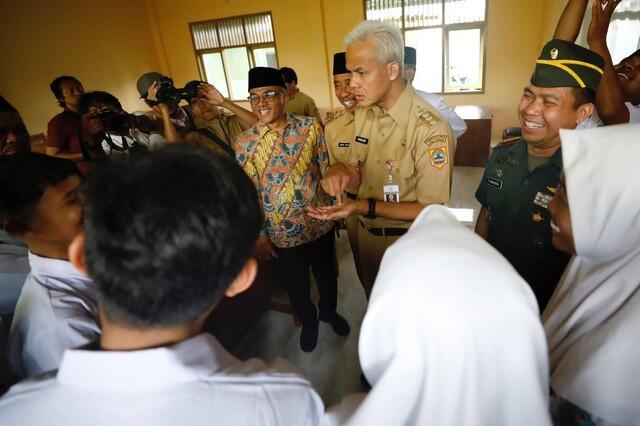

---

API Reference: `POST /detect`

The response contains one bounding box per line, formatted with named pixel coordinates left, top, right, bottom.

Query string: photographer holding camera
left=79, top=91, right=153, bottom=169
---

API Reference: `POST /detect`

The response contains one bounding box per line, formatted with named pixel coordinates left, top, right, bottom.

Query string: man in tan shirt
left=308, top=21, right=455, bottom=297
left=281, top=67, right=322, bottom=123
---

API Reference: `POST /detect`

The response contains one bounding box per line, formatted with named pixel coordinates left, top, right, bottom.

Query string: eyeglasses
left=247, top=91, right=280, bottom=105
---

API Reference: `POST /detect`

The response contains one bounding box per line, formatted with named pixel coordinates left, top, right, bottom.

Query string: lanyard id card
left=383, top=160, right=400, bottom=203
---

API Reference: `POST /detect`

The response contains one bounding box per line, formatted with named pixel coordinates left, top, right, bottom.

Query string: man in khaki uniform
left=324, top=51, right=361, bottom=282
left=309, top=21, right=455, bottom=296
left=281, top=67, right=322, bottom=123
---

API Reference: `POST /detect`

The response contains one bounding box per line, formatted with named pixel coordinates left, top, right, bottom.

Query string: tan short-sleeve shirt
left=324, top=109, right=355, bottom=165
left=347, top=85, right=456, bottom=228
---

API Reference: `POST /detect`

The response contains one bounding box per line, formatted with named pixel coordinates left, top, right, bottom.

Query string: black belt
left=346, top=192, right=357, bottom=200
left=359, top=220, right=408, bottom=237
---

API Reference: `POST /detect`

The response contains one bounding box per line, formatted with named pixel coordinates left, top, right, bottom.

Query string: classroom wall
left=0, top=0, right=160, bottom=135
left=2, top=0, right=564, bottom=139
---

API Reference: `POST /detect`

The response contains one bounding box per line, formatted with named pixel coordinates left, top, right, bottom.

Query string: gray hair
left=344, top=21, right=404, bottom=71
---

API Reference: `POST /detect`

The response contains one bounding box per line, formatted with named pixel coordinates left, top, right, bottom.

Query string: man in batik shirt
left=235, top=67, right=350, bottom=352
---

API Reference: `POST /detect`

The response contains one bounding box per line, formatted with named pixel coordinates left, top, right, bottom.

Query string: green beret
left=404, top=46, right=416, bottom=67
left=531, top=39, right=604, bottom=92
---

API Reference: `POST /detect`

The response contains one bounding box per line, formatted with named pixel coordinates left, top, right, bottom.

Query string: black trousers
left=274, top=231, right=338, bottom=325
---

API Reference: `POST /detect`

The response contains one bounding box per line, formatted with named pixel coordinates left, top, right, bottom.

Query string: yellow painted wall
left=540, top=0, right=567, bottom=46
left=0, top=0, right=160, bottom=134
left=440, top=0, right=546, bottom=139
left=148, top=0, right=348, bottom=112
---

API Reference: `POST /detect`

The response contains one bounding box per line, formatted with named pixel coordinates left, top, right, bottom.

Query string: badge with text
left=338, top=142, right=350, bottom=148
left=428, top=147, right=448, bottom=169
left=355, top=136, right=369, bottom=145
left=383, top=160, right=400, bottom=202
left=533, top=191, right=553, bottom=209
left=486, top=177, right=503, bottom=189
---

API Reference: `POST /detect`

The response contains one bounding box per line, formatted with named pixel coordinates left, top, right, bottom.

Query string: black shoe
left=319, top=312, right=350, bottom=336
left=360, top=372, right=371, bottom=389
left=300, top=319, right=319, bottom=352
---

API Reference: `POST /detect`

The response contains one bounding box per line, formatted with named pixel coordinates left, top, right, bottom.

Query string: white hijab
left=542, top=124, right=640, bottom=425
left=325, top=205, right=551, bottom=426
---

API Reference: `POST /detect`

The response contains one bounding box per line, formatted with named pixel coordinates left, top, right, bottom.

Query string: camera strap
left=197, top=128, right=235, bottom=157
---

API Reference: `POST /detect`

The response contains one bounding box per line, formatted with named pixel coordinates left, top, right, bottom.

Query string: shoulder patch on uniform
left=325, top=109, right=344, bottom=125
left=416, top=106, right=441, bottom=128
left=495, top=137, right=519, bottom=149
left=424, top=134, right=448, bottom=147
left=428, top=146, right=448, bottom=169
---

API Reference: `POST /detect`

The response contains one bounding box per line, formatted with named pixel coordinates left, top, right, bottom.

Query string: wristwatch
left=364, top=198, right=377, bottom=219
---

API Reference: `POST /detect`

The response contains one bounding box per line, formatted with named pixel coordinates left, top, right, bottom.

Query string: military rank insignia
left=429, top=147, right=448, bottom=169
left=533, top=191, right=554, bottom=209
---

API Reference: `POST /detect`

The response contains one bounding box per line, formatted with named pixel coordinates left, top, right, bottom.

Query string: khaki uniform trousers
left=355, top=220, right=402, bottom=299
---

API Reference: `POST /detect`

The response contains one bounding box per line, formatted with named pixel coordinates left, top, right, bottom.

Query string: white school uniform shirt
left=324, top=205, right=551, bottom=426
left=577, top=102, right=640, bottom=129
left=0, top=333, right=324, bottom=426
left=0, top=230, right=29, bottom=315
left=542, top=124, right=640, bottom=425
left=8, top=252, right=99, bottom=378
left=414, top=88, right=468, bottom=138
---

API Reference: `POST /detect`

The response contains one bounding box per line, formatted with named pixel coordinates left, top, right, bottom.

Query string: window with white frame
left=190, top=13, right=278, bottom=101
left=364, top=0, right=487, bottom=94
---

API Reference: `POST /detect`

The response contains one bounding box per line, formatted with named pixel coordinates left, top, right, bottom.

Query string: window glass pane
left=218, top=18, right=245, bottom=47
left=608, top=19, right=640, bottom=63
left=447, top=28, right=482, bottom=91
left=445, top=0, right=486, bottom=24
left=191, top=22, right=219, bottom=50
left=405, top=28, right=443, bottom=93
left=253, top=47, right=278, bottom=68
left=202, top=52, right=229, bottom=98
left=244, top=14, right=275, bottom=44
left=404, top=0, right=443, bottom=28
left=223, top=47, right=251, bottom=100
left=365, top=0, right=403, bottom=28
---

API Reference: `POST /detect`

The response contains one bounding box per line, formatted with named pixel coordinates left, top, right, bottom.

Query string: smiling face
left=615, top=54, right=640, bottom=105
left=518, top=85, right=587, bottom=150
left=548, top=174, right=576, bottom=255
left=346, top=38, right=399, bottom=107
left=248, top=86, right=287, bottom=127
left=333, top=73, right=356, bottom=112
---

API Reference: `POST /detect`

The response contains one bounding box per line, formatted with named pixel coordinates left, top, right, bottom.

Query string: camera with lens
left=94, top=109, right=130, bottom=133
left=156, top=77, right=203, bottom=105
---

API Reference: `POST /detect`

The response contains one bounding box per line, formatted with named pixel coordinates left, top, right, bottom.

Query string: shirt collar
left=384, top=84, right=414, bottom=129
left=57, top=334, right=238, bottom=390
left=28, top=252, right=88, bottom=282
left=256, top=113, right=297, bottom=138
left=513, top=139, right=563, bottom=169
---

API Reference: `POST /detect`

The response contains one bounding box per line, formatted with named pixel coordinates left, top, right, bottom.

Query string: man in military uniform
left=475, top=39, right=604, bottom=310
left=280, top=67, right=322, bottom=123
left=308, top=21, right=455, bottom=297
left=404, top=46, right=467, bottom=139
left=324, top=52, right=363, bottom=282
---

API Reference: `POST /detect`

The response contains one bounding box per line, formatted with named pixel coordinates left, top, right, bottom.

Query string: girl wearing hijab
left=324, top=205, right=551, bottom=426
left=544, top=123, right=640, bottom=425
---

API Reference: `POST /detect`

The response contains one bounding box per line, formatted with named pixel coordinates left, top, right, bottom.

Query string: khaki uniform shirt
left=193, top=114, right=249, bottom=149
left=347, top=85, right=456, bottom=229
left=286, top=90, right=321, bottom=123
left=324, top=108, right=355, bottom=165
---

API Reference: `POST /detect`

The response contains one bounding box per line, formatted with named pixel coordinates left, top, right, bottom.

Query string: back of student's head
left=280, top=67, right=298, bottom=84
left=0, top=153, right=80, bottom=233
left=81, top=144, right=263, bottom=327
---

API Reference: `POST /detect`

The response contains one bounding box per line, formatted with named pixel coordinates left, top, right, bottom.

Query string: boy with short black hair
left=0, top=145, right=323, bottom=425
left=0, top=153, right=99, bottom=378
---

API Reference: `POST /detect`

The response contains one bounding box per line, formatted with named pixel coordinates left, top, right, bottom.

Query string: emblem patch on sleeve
left=428, top=146, right=448, bottom=169
left=424, top=134, right=448, bottom=146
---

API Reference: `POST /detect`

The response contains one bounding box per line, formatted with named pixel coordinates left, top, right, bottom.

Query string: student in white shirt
left=0, top=154, right=99, bottom=378
left=324, top=205, right=551, bottom=426
left=0, top=144, right=323, bottom=426
left=544, top=124, right=640, bottom=425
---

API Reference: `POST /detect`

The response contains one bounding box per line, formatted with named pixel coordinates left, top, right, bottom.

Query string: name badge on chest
left=486, top=177, right=503, bottom=189
left=382, top=160, right=400, bottom=202
left=533, top=191, right=554, bottom=209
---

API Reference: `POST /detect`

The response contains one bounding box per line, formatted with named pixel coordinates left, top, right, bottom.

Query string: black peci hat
left=333, top=52, right=349, bottom=75
left=248, top=67, right=286, bottom=90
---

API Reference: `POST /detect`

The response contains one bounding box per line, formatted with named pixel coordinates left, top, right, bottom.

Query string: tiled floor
left=233, top=166, right=485, bottom=406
